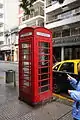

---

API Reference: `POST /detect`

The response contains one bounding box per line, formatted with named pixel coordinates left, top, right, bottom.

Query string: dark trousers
left=73, top=118, right=79, bottom=120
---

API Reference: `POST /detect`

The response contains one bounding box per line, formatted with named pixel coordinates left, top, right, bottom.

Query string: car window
left=53, top=64, right=61, bottom=71
left=59, top=62, right=74, bottom=73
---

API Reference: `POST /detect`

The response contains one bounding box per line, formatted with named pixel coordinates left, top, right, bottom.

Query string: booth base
left=18, top=91, right=53, bottom=107
left=18, top=96, right=53, bottom=107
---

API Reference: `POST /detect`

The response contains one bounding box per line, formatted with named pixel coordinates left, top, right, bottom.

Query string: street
left=0, top=61, right=73, bottom=120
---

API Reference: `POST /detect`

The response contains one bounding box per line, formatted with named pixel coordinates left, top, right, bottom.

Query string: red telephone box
left=19, top=26, right=53, bottom=105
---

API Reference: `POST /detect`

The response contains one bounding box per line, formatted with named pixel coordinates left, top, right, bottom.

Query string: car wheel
left=54, top=84, right=61, bottom=93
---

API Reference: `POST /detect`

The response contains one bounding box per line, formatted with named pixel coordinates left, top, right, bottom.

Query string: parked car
left=52, top=59, right=80, bottom=93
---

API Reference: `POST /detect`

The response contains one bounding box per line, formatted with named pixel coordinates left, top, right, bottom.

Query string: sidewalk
left=0, top=62, right=73, bottom=120
left=0, top=82, right=73, bottom=120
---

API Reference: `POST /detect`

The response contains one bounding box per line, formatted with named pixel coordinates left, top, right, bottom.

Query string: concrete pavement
left=0, top=84, right=72, bottom=120
left=0, top=61, right=73, bottom=120
left=0, top=74, right=73, bottom=120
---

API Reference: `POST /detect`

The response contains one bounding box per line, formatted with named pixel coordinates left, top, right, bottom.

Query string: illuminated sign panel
left=20, top=32, right=32, bottom=38
left=36, top=32, right=50, bottom=38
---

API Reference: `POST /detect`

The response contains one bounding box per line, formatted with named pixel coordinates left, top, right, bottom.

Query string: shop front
left=53, top=34, right=80, bottom=61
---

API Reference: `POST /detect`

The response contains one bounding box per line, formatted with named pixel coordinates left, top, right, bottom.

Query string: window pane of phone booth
left=39, top=48, right=50, bottom=54
left=38, top=42, right=50, bottom=48
left=22, top=49, right=30, bottom=54
left=38, top=73, right=50, bottom=80
left=21, top=42, right=32, bottom=87
left=39, top=80, right=49, bottom=86
left=23, top=80, right=29, bottom=87
left=39, top=85, right=50, bottom=93
left=38, top=42, right=50, bottom=93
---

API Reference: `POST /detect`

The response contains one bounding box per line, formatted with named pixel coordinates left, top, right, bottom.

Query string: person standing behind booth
left=68, top=62, right=80, bottom=120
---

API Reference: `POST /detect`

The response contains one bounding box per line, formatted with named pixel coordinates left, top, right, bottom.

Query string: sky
left=4, top=0, right=18, bottom=30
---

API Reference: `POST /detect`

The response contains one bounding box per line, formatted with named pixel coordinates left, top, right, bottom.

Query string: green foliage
left=20, top=0, right=36, bottom=15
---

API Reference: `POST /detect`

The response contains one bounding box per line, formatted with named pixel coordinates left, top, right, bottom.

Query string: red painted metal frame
left=19, top=27, right=53, bottom=105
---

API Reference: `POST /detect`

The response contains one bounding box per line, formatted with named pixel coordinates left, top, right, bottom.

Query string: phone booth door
left=38, top=41, right=52, bottom=100
left=19, top=40, right=32, bottom=102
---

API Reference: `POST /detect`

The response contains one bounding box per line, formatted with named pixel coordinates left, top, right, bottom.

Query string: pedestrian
left=68, top=62, right=80, bottom=120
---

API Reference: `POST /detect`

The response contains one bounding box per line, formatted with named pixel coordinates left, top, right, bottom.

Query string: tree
left=20, top=0, right=36, bottom=15
left=20, top=0, right=65, bottom=15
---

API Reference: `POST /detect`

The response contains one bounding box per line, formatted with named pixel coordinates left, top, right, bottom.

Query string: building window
left=0, top=41, right=3, bottom=45
left=0, top=13, right=3, bottom=18
left=75, top=7, right=80, bottom=15
left=54, top=47, right=61, bottom=62
left=62, top=29, right=70, bottom=37
left=0, top=4, right=3, bottom=8
left=0, top=24, right=3, bottom=27
left=0, top=32, right=3, bottom=36
left=8, top=38, right=10, bottom=45
left=64, top=48, right=72, bottom=60
left=79, top=28, right=80, bottom=34
left=5, top=37, right=7, bottom=45
left=54, top=31, right=61, bottom=38
left=71, top=28, right=79, bottom=36
left=64, top=47, right=80, bottom=60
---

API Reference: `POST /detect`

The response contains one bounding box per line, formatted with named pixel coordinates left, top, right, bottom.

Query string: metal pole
left=9, top=29, right=12, bottom=61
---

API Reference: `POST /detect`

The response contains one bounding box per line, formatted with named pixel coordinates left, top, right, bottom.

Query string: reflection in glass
left=24, top=80, right=29, bottom=86
left=22, top=49, right=30, bottom=54
left=38, top=42, right=50, bottom=48
left=22, top=43, right=28, bottom=48
left=23, top=55, right=29, bottom=60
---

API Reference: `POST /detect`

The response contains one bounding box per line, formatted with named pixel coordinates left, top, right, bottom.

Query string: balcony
left=19, top=18, right=44, bottom=29
left=22, top=7, right=44, bottom=22
left=46, top=0, right=77, bottom=13
left=53, top=34, right=80, bottom=47
left=46, top=13, right=80, bottom=29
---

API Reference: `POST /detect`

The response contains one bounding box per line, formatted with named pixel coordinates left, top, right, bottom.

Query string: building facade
left=18, top=0, right=44, bottom=30
left=0, top=27, right=18, bottom=61
left=0, top=0, right=4, bottom=60
left=0, top=0, right=19, bottom=61
left=45, top=0, right=80, bottom=61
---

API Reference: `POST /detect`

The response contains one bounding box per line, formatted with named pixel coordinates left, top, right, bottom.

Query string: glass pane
left=39, top=48, right=49, bottom=54
left=22, top=44, right=28, bottom=48
left=59, top=62, right=74, bottom=73
left=41, top=74, right=50, bottom=80
left=23, top=55, right=29, bottom=60
left=41, top=80, right=48, bottom=86
left=24, top=80, right=29, bottom=86
left=24, top=74, right=30, bottom=80
left=22, top=49, right=30, bottom=54
left=22, top=43, right=31, bottom=48
left=39, top=42, right=50, bottom=48
left=41, top=67, right=50, bottom=73
left=40, top=86, right=49, bottom=92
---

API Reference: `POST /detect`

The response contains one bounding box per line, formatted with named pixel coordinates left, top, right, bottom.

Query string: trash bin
left=6, top=70, right=15, bottom=84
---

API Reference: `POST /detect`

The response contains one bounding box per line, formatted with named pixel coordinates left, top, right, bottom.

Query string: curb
left=53, top=93, right=73, bottom=106
left=0, top=60, right=18, bottom=64
left=53, top=93, right=73, bottom=103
